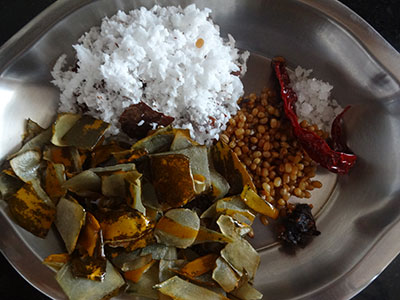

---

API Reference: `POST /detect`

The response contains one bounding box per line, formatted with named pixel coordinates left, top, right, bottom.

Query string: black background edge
left=0, top=0, right=399, bottom=299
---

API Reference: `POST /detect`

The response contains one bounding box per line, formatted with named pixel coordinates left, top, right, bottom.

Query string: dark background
left=0, top=0, right=399, bottom=299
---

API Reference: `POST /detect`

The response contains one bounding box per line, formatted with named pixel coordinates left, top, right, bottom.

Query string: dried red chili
left=272, top=57, right=356, bottom=174
left=330, top=105, right=351, bottom=153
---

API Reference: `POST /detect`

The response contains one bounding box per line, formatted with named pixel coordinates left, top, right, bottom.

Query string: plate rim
left=0, top=0, right=400, bottom=299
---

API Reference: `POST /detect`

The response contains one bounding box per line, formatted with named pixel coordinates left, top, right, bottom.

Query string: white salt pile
left=51, top=4, right=249, bottom=145
left=290, top=66, right=343, bottom=132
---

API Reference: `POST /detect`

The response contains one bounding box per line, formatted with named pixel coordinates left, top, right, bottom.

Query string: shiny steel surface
left=0, top=0, right=400, bottom=299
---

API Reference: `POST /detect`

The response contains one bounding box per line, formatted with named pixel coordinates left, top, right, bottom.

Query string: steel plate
left=0, top=0, right=399, bottom=299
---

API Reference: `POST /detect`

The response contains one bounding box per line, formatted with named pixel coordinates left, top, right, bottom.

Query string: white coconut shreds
left=289, top=66, right=343, bottom=133
left=51, top=4, right=249, bottom=145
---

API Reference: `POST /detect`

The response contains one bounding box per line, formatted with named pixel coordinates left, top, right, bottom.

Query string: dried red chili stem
left=272, top=57, right=356, bottom=175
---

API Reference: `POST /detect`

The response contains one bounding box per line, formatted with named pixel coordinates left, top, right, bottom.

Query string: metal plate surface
left=0, top=0, right=399, bottom=299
